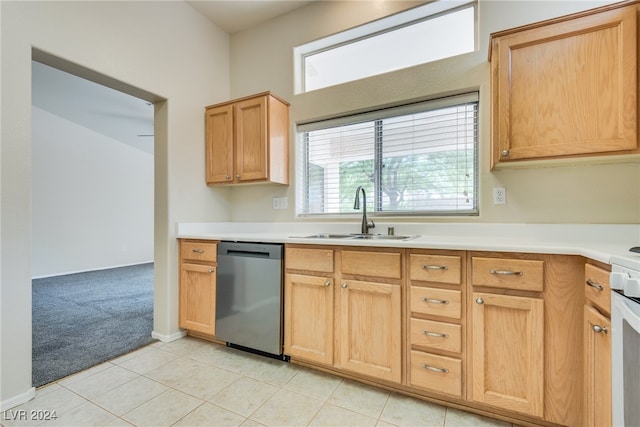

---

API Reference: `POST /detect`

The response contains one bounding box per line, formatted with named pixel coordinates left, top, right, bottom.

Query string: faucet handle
left=368, top=219, right=375, bottom=229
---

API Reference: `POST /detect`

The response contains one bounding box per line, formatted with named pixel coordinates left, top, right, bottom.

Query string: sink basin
left=351, top=234, right=419, bottom=241
left=292, top=233, right=419, bottom=241
left=297, top=233, right=355, bottom=239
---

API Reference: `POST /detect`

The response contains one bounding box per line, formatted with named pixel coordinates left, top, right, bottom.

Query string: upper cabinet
left=489, top=2, right=639, bottom=168
left=205, top=92, right=290, bottom=185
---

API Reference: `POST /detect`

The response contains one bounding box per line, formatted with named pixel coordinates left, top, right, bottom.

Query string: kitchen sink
left=292, top=233, right=419, bottom=241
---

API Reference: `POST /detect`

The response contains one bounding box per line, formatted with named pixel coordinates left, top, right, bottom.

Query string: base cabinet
left=178, top=240, right=218, bottom=336
left=471, top=292, right=544, bottom=417
left=583, top=305, right=612, bottom=427
left=338, top=279, right=401, bottom=383
left=284, top=273, right=334, bottom=365
left=284, top=245, right=403, bottom=384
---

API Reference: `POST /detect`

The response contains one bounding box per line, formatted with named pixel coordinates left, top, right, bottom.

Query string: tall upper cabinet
left=205, top=92, right=289, bottom=185
left=489, top=2, right=639, bottom=168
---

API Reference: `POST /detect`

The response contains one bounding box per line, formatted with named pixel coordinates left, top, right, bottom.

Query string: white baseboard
left=151, top=330, right=186, bottom=343
left=0, top=387, right=35, bottom=412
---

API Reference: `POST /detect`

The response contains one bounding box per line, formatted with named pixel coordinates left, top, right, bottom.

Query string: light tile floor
left=2, top=337, right=517, bottom=427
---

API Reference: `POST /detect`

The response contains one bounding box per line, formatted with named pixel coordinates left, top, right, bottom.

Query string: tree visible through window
left=297, top=93, right=478, bottom=216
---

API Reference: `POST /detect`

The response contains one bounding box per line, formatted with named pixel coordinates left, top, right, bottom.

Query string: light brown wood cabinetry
left=284, top=247, right=334, bottom=365
left=408, top=250, right=465, bottom=398
left=583, top=262, right=612, bottom=427
left=471, top=292, right=544, bottom=416
left=284, top=245, right=403, bottom=384
left=205, top=92, right=289, bottom=185
left=469, top=252, right=584, bottom=426
left=179, top=240, right=218, bottom=336
left=489, top=2, right=638, bottom=168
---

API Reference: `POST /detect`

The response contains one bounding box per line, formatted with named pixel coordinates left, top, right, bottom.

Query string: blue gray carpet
left=32, top=263, right=155, bottom=387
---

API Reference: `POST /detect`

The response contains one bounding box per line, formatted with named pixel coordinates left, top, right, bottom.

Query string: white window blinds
left=296, top=92, right=479, bottom=217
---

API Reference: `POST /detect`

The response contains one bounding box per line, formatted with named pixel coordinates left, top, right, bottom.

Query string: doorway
left=31, top=59, right=156, bottom=386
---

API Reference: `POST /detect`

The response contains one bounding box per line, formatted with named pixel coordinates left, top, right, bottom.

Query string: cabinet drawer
left=472, top=257, right=543, bottom=291
left=181, top=241, right=217, bottom=263
left=341, top=250, right=401, bottom=279
left=410, top=254, right=461, bottom=285
left=585, top=263, right=611, bottom=314
left=410, top=318, right=461, bottom=353
left=410, top=350, right=462, bottom=397
left=285, top=247, right=334, bottom=273
left=410, top=287, right=461, bottom=319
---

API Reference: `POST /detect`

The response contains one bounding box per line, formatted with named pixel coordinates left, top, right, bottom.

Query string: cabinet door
left=584, top=305, right=611, bottom=427
left=339, top=279, right=401, bottom=383
left=492, top=6, right=637, bottom=165
left=205, top=104, right=234, bottom=184
left=471, top=292, right=544, bottom=417
left=179, top=263, right=217, bottom=335
left=234, top=96, right=268, bottom=182
left=284, top=274, right=334, bottom=365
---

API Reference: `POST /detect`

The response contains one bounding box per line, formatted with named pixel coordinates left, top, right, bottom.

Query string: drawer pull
left=476, top=297, right=484, bottom=304
left=586, top=279, right=604, bottom=291
left=208, top=269, right=215, bottom=273
left=421, top=330, right=449, bottom=338
left=324, top=280, right=331, bottom=287
left=592, top=325, right=608, bottom=334
left=192, top=249, right=205, bottom=254
left=490, top=269, right=523, bottom=276
left=422, top=297, right=449, bottom=305
left=341, top=283, right=348, bottom=288
left=422, top=363, right=449, bottom=373
left=422, top=264, right=448, bottom=271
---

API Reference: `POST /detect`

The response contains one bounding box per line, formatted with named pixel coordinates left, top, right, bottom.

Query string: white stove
left=610, top=255, right=640, bottom=427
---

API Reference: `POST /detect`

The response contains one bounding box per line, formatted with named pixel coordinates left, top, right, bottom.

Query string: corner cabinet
left=178, top=240, right=218, bottom=336
left=489, top=3, right=638, bottom=168
left=205, top=92, right=289, bottom=185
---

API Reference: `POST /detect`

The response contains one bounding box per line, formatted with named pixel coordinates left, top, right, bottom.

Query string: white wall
left=227, top=0, right=640, bottom=224
left=1, top=0, right=230, bottom=408
left=31, top=106, right=154, bottom=278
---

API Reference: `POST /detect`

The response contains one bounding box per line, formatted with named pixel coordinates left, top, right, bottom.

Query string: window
left=296, top=93, right=478, bottom=217
left=294, top=1, right=476, bottom=93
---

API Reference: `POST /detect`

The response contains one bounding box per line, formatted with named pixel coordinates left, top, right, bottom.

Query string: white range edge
left=176, top=222, right=640, bottom=270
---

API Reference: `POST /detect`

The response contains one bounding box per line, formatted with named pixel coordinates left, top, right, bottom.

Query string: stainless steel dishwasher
left=215, top=241, right=286, bottom=358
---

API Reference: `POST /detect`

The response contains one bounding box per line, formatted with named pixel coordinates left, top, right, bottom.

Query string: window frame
left=296, top=92, right=480, bottom=218
left=293, top=0, right=477, bottom=94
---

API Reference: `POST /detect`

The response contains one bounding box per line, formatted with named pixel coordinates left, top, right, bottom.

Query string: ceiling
left=31, top=2, right=314, bottom=151
left=186, top=0, right=316, bottom=34
left=32, top=61, right=155, bottom=154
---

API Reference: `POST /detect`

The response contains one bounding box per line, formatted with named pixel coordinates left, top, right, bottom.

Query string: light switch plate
left=273, top=197, right=288, bottom=209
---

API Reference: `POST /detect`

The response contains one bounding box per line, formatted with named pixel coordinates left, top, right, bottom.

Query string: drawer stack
left=407, top=251, right=465, bottom=398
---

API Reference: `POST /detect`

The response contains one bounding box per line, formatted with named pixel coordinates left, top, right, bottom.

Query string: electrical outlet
left=493, top=187, right=506, bottom=205
left=272, top=197, right=288, bottom=209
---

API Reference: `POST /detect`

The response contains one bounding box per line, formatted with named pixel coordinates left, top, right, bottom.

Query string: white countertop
left=176, top=222, right=640, bottom=270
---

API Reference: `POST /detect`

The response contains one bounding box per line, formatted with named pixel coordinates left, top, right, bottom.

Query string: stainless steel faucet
left=354, top=185, right=375, bottom=235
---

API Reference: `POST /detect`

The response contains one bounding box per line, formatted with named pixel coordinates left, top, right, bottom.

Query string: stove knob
left=624, top=278, right=640, bottom=298
left=610, top=272, right=628, bottom=291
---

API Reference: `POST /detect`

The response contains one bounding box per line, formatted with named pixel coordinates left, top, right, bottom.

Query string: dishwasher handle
left=218, top=242, right=283, bottom=260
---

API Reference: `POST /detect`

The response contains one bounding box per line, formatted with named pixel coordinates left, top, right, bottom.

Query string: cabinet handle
left=476, top=297, right=484, bottom=304
left=421, top=297, right=449, bottom=304
left=421, top=330, right=449, bottom=338
left=341, top=283, right=348, bottom=288
left=490, top=269, right=523, bottom=276
left=592, top=325, right=608, bottom=334
left=225, top=175, right=231, bottom=180
left=208, top=269, right=215, bottom=273
left=324, top=280, right=331, bottom=287
left=586, top=279, right=604, bottom=291
left=422, top=363, right=449, bottom=373
left=192, top=249, right=205, bottom=254
left=501, top=149, right=510, bottom=156
left=235, top=174, right=241, bottom=179
left=422, top=265, right=448, bottom=271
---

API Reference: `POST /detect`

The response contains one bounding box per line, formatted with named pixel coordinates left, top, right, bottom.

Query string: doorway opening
left=31, top=55, right=159, bottom=387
